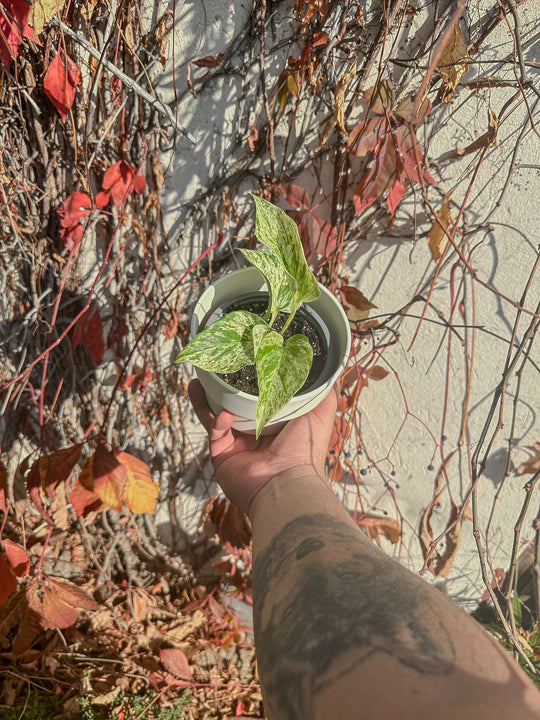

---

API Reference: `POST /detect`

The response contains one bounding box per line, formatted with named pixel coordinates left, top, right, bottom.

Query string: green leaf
left=175, top=310, right=267, bottom=373
left=255, top=331, right=312, bottom=437
left=251, top=195, right=320, bottom=311
left=240, top=248, right=297, bottom=324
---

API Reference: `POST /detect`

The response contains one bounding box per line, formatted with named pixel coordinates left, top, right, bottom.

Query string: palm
left=188, top=379, right=338, bottom=514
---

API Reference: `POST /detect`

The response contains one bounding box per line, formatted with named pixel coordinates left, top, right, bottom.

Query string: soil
left=218, top=296, right=328, bottom=395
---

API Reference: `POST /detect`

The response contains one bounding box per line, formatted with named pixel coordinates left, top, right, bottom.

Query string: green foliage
left=0, top=692, right=63, bottom=720
left=175, top=195, right=321, bottom=437
left=79, top=690, right=191, bottom=720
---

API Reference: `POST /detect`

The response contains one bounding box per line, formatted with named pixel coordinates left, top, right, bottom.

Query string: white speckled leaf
left=240, top=248, right=296, bottom=323
left=255, top=332, right=313, bottom=437
left=251, top=195, right=320, bottom=309
left=175, top=311, right=266, bottom=373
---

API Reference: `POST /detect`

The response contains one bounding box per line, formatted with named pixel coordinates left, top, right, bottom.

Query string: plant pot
left=190, top=267, right=351, bottom=435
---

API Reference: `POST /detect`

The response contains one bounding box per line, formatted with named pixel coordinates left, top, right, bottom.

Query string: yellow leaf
left=116, top=451, right=159, bottom=514
left=437, top=24, right=469, bottom=100
left=28, top=0, right=67, bottom=34
left=428, top=194, right=453, bottom=261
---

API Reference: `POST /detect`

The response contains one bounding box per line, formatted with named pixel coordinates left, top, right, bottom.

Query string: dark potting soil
left=218, top=298, right=327, bottom=396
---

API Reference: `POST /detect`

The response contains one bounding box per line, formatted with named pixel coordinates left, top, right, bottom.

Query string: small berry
left=358, top=449, right=363, bottom=455
left=329, top=450, right=335, bottom=455
left=360, top=468, right=368, bottom=476
left=427, top=464, right=435, bottom=471
left=345, top=451, right=351, bottom=458
left=441, top=435, right=447, bottom=441
left=390, top=470, right=396, bottom=476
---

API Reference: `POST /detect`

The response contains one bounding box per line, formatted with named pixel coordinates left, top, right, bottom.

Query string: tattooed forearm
left=253, top=514, right=455, bottom=720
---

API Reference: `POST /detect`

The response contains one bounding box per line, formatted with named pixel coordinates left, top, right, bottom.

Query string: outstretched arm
left=189, top=380, right=540, bottom=720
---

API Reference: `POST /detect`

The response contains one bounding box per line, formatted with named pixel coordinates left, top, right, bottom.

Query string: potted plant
left=175, top=195, right=351, bottom=437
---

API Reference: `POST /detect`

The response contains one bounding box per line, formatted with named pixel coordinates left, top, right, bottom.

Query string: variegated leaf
left=251, top=195, right=320, bottom=314
left=255, top=331, right=312, bottom=437
left=175, top=311, right=267, bottom=373
left=241, top=248, right=296, bottom=324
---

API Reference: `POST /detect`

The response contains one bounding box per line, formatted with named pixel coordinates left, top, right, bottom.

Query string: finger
left=188, top=379, right=215, bottom=432
left=213, top=409, right=237, bottom=433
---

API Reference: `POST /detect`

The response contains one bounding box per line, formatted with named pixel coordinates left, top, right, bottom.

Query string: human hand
left=188, top=379, right=339, bottom=516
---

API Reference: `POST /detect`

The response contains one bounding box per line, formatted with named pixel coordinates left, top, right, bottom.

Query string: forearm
left=249, top=469, right=540, bottom=720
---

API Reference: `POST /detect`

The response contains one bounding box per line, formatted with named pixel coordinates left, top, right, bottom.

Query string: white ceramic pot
left=190, top=267, right=351, bottom=434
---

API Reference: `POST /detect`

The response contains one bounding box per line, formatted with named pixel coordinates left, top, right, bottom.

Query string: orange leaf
left=28, top=577, right=98, bottom=629
left=87, top=444, right=127, bottom=511
left=192, top=52, right=223, bottom=68
left=69, top=477, right=104, bottom=517
left=160, top=648, right=193, bottom=680
left=43, top=51, right=81, bottom=121
left=115, top=450, right=159, bottom=514
left=353, top=513, right=401, bottom=546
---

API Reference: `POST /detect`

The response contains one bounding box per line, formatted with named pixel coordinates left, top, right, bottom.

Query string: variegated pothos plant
left=175, top=195, right=321, bottom=437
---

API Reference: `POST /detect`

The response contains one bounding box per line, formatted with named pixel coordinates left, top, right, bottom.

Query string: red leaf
left=387, top=178, right=407, bottom=216
left=95, top=191, right=110, bottom=208
left=347, top=116, right=386, bottom=157
left=28, top=444, right=83, bottom=498
left=57, top=191, right=92, bottom=230
left=0, top=0, right=32, bottom=69
left=395, top=124, right=436, bottom=186
left=280, top=183, right=310, bottom=209
left=101, top=160, right=146, bottom=207
left=43, top=52, right=81, bottom=121
left=2, top=539, right=29, bottom=577
left=69, top=477, right=104, bottom=517
left=311, top=215, right=337, bottom=258
left=72, top=304, right=104, bottom=364
left=0, top=553, right=17, bottom=604
left=354, top=135, right=400, bottom=210
left=60, top=223, right=84, bottom=250
left=160, top=648, right=193, bottom=680
left=106, top=315, right=128, bottom=348
left=0, top=458, right=8, bottom=513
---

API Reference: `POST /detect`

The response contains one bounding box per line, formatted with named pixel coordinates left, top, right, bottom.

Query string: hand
left=188, top=379, right=339, bottom=516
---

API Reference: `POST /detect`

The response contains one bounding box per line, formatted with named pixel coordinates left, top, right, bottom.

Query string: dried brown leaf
left=428, top=195, right=453, bottom=261
left=456, top=109, right=499, bottom=157
left=517, top=442, right=540, bottom=475
left=438, top=24, right=469, bottom=100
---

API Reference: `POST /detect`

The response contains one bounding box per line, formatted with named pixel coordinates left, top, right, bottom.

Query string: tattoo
left=253, top=514, right=455, bottom=720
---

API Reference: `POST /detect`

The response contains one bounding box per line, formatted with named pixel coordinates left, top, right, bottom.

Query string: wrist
left=247, top=464, right=328, bottom=523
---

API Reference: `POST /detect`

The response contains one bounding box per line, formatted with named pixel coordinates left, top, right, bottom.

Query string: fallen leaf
left=0, top=0, right=33, bottom=69
left=28, top=0, right=66, bottom=34
left=160, top=647, right=193, bottom=680
left=428, top=194, right=453, bottom=261
left=517, top=442, right=540, bottom=475
left=43, top=51, right=82, bottom=121
left=437, top=24, right=469, bottom=101
left=27, top=576, right=98, bottom=629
